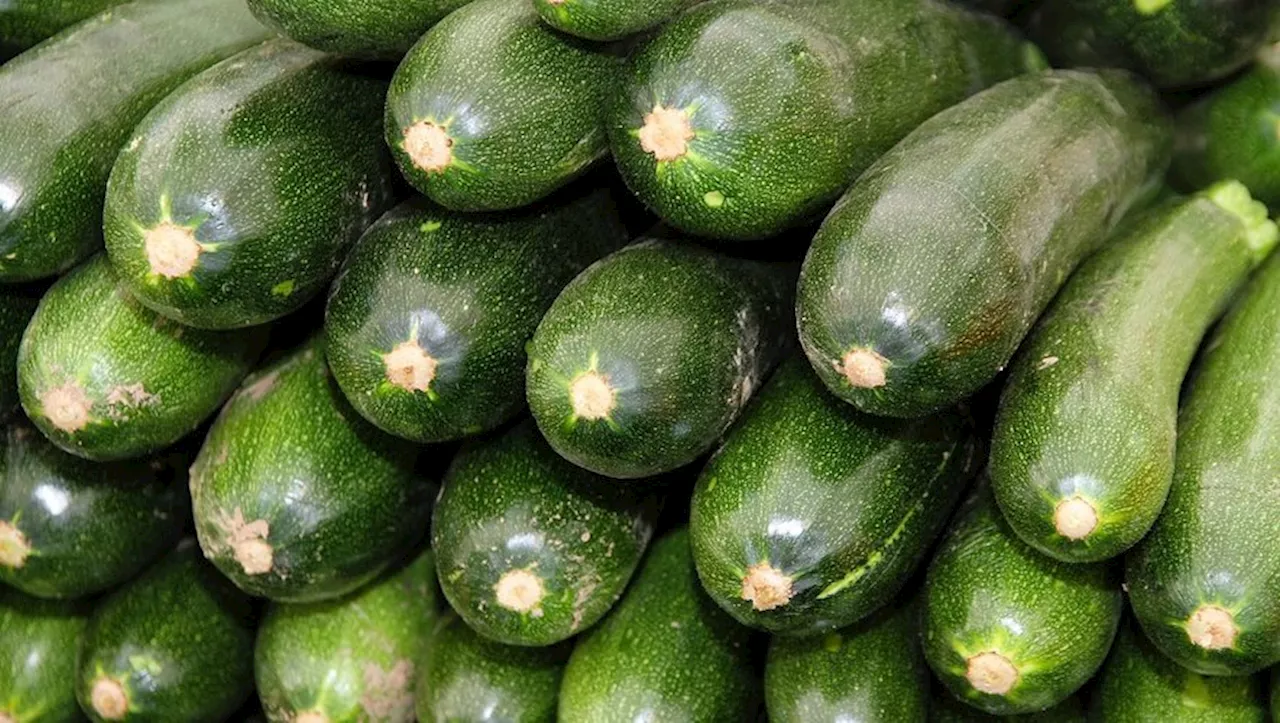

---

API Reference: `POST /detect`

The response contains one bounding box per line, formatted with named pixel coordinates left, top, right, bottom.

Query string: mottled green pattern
left=247, top=0, right=470, bottom=58
left=0, top=286, right=41, bottom=419
left=533, top=0, right=695, bottom=41
left=0, top=590, right=87, bottom=723
left=0, top=0, right=128, bottom=51
left=930, top=691, right=1085, bottom=721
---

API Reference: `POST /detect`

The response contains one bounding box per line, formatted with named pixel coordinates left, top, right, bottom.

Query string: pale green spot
left=703, top=190, right=726, bottom=208
left=818, top=488, right=932, bottom=600
left=128, top=654, right=163, bottom=677
left=1180, top=672, right=1213, bottom=709
left=1134, top=0, right=1171, bottom=14
left=420, top=220, right=442, bottom=233
left=822, top=633, right=843, bottom=653
left=271, top=280, right=295, bottom=298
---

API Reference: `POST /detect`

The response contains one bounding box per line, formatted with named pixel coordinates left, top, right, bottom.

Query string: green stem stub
left=1206, top=180, right=1280, bottom=265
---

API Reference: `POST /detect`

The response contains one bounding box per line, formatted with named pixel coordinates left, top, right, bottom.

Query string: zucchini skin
left=991, top=183, right=1278, bottom=563
left=533, top=0, right=695, bottom=41
left=0, top=590, right=88, bottom=723
left=1127, top=252, right=1280, bottom=676
left=0, top=0, right=127, bottom=53
left=0, top=0, right=272, bottom=282
left=246, top=0, right=471, bottom=58
left=930, top=692, right=1086, bottom=721
left=798, top=69, right=1172, bottom=418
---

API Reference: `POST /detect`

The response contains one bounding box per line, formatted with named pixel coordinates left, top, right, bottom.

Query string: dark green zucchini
left=991, top=182, right=1278, bottom=563
left=0, top=0, right=272, bottom=283
left=104, top=38, right=398, bottom=330
left=255, top=548, right=439, bottom=723
left=558, top=528, right=759, bottom=722
left=0, top=590, right=87, bottom=723
left=526, top=238, right=793, bottom=479
left=1126, top=252, right=1280, bottom=676
left=930, top=692, right=1086, bottom=721
left=0, top=0, right=129, bottom=52
left=385, top=0, right=619, bottom=211
left=0, top=285, right=40, bottom=420
left=690, top=356, right=976, bottom=636
left=17, top=255, right=265, bottom=461
left=432, top=420, right=659, bottom=646
left=324, top=191, right=628, bottom=443
left=191, top=337, right=432, bottom=602
left=75, top=541, right=255, bottom=723
left=246, top=0, right=470, bottom=58
left=609, top=0, right=1040, bottom=241
left=922, top=485, right=1122, bottom=716
left=797, top=69, right=1172, bottom=418
left=532, top=0, right=695, bottom=41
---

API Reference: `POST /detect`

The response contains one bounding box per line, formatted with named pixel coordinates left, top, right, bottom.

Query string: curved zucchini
left=0, top=0, right=129, bottom=52
left=0, top=590, right=88, bottom=723
left=246, top=0, right=470, bottom=58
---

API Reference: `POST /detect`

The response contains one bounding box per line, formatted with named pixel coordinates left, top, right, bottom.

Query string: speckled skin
left=532, top=0, right=694, bottom=41
left=0, top=590, right=88, bottom=723
left=0, top=0, right=128, bottom=51
left=255, top=548, right=439, bottom=723
left=991, top=188, right=1272, bottom=563
left=609, top=0, right=1038, bottom=241
left=930, top=691, right=1085, bottom=722
left=191, top=337, right=433, bottom=602
left=798, top=70, right=1172, bottom=418
left=765, top=601, right=929, bottom=723
left=432, top=420, right=659, bottom=646
left=75, top=541, right=255, bottom=723
left=247, top=0, right=470, bottom=58
left=1027, top=0, right=1279, bottom=89
left=0, top=0, right=271, bottom=283
left=416, top=614, right=569, bottom=723
left=691, top=356, right=976, bottom=636
left=324, top=191, right=629, bottom=443
left=385, top=0, right=619, bottom=211
left=526, top=239, right=793, bottom=479
left=1127, top=253, right=1280, bottom=676
left=0, top=286, right=41, bottom=420
left=558, top=528, right=759, bottom=722
left=922, top=486, right=1122, bottom=716
left=104, top=38, right=398, bottom=330
left=17, top=256, right=266, bottom=462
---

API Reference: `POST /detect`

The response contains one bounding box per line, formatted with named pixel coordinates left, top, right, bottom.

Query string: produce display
left=5, top=0, right=1280, bottom=720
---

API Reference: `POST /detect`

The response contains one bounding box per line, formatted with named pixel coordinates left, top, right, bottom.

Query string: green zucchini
left=991, top=182, right=1279, bottom=563
left=609, top=0, right=1040, bottom=241
left=0, top=0, right=272, bottom=283
left=526, top=238, right=793, bottom=479
left=922, top=485, right=1122, bottom=716
left=432, top=420, right=659, bottom=646
left=75, top=541, right=255, bottom=723
left=385, top=0, right=619, bottom=211
left=797, top=69, right=1172, bottom=418
left=690, top=356, right=977, bottom=636
left=416, top=615, right=569, bottom=723
left=104, top=38, right=398, bottom=331
left=246, top=0, right=470, bottom=58
left=191, top=337, right=432, bottom=602
left=17, top=255, right=265, bottom=462
left=532, top=0, right=695, bottom=42
left=0, top=590, right=88, bottom=723
left=255, top=548, right=439, bottom=723
left=0, top=0, right=129, bottom=52
left=930, top=692, right=1086, bottom=721
left=324, top=190, right=628, bottom=444
left=558, top=528, right=759, bottom=722
left=1126, top=252, right=1280, bottom=676
left=0, top=285, right=40, bottom=420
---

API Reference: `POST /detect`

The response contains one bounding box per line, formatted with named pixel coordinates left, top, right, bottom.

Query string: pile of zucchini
left=2, top=0, right=1279, bottom=720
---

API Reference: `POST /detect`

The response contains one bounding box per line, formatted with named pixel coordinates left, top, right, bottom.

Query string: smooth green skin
left=104, top=38, right=398, bottom=331
left=533, top=0, right=695, bottom=41
left=416, top=615, right=569, bottom=723
left=255, top=548, right=439, bottom=723
left=191, top=337, right=432, bottom=603
left=385, top=0, right=619, bottom=212
left=991, top=187, right=1272, bottom=563
left=558, top=528, right=759, bottom=723
left=75, top=542, right=255, bottom=723
left=16, top=256, right=266, bottom=462
left=1127, top=252, right=1280, bottom=676
left=0, top=286, right=41, bottom=419
left=1027, top=0, right=1280, bottom=89
left=526, top=239, right=793, bottom=479
left=765, top=602, right=929, bottom=723
left=922, top=486, right=1122, bottom=716
left=609, top=0, right=1039, bottom=241
left=0, top=0, right=128, bottom=51
left=0, top=424, right=186, bottom=600
left=690, top=356, right=977, bottom=636
left=246, top=0, right=470, bottom=58
left=798, top=70, right=1172, bottom=419
left=0, top=0, right=272, bottom=283
left=324, top=191, right=628, bottom=444
left=0, top=590, right=88, bottom=723
left=931, top=692, right=1085, bottom=721
left=432, top=420, right=659, bottom=647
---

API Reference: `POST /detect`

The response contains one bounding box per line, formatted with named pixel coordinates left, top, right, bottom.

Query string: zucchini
left=526, top=238, right=793, bottom=479
left=0, top=285, right=40, bottom=420
left=797, top=69, right=1172, bottom=418
left=558, top=528, right=759, bottom=722
left=0, top=590, right=87, bottom=723
left=191, top=337, right=433, bottom=602
left=532, top=0, right=694, bottom=42
left=609, top=0, right=1040, bottom=240
left=922, top=485, right=1122, bottom=716
left=930, top=692, right=1086, bottom=721
left=690, top=356, right=977, bottom=636
left=246, top=0, right=470, bottom=58
left=1126, top=251, right=1280, bottom=676
left=991, top=182, right=1279, bottom=563
left=17, top=255, right=265, bottom=462
left=324, top=190, right=628, bottom=443
left=0, top=0, right=127, bottom=52
left=0, top=0, right=272, bottom=282
left=104, top=38, right=398, bottom=330
left=75, top=541, right=255, bottom=723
